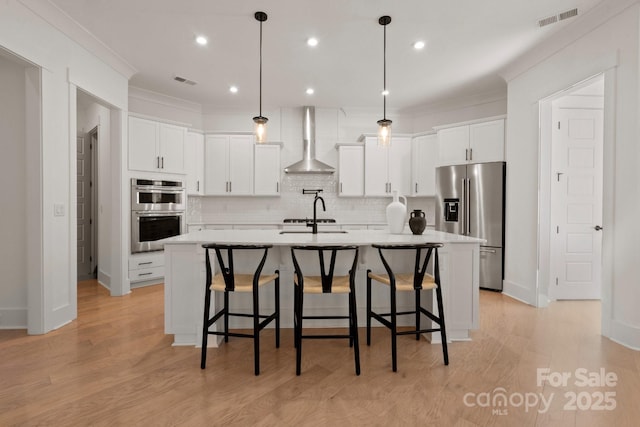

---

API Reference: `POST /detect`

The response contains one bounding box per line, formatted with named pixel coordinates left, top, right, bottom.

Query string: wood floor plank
left=1, top=281, right=639, bottom=426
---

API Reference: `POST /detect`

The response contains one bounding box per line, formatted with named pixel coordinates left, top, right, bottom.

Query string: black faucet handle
left=302, top=189, right=323, bottom=195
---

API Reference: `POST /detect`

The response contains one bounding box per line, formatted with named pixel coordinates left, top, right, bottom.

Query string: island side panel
left=440, top=242, right=480, bottom=340
left=165, top=243, right=207, bottom=346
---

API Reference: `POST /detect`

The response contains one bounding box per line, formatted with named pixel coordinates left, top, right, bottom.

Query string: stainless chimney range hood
left=284, top=106, right=335, bottom=174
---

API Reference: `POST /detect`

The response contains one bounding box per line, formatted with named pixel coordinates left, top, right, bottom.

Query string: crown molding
left=19, top=0, right=137, bottom=79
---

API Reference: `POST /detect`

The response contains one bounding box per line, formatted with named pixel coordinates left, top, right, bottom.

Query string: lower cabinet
left=129, top=252, right=164, bottom=285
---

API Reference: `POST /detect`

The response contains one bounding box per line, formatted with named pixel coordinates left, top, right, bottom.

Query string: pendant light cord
left=259, top=19, right=263, bottom=117
left=383, top=21, right=387, bottom=120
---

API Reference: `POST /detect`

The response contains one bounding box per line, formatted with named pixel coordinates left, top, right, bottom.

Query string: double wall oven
left=131, top=179, right=186, bottom=253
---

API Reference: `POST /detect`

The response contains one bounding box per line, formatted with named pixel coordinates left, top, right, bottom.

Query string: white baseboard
left=97, top=269, right=110, bottom=289
left=0, top=307, right=27, bottom=329
left=502, top=279, right=537, bottom=306
left=609, top=319, right=640, bottom=351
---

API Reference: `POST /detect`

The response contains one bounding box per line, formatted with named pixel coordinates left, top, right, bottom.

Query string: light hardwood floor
left=1, top=281, right=639, bottom=426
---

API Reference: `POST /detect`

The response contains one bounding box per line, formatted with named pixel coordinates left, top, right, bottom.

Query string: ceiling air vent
left=173, top=75, right=197, bottom=86
left=538, top=15, right=558, bottom=27
left=559, top=8, right=578, bottom=21
left=538, top=8, right=578, bottom=27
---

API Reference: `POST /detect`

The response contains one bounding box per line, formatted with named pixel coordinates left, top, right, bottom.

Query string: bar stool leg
left=350, top=290, right=361, bottom=375
left=415, top=290, right=421, bottom=341
left=253, top=286, right=260, bottom=376
left=223, top=291, right=229, bottom=343
left=436, top=285, right=449, bottom=365
left=366, top=270, right=372, bottom=346
left=295, top=284, right=304, bottom=376
left=390, top=281, right=398, bottom=373
left=274, top=272, right=280, bottom=348
left=201, top=289, right=211, bottom=369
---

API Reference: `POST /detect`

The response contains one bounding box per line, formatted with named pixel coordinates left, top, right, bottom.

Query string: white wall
left=0, top=0, right=130, bottom=332
left=503, top=3, right=640, bottom=348
left=0, top=53, right=27, bottom=328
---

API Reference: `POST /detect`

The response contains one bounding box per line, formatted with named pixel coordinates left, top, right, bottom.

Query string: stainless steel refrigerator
left=435, top=162, right=506, bottom=291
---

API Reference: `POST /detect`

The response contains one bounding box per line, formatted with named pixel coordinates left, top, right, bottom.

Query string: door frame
left=537, top=70, right=616, bottom=335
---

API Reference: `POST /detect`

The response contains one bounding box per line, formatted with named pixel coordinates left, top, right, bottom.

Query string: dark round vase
left=409, top=209, right=426, bottom=235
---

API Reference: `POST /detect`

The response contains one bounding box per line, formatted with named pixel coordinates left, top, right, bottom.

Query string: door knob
left=594, top=225, right=603, bottom=231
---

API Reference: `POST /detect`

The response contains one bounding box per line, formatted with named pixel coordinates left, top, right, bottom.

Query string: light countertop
left=162, top=229, right=484, bottom=246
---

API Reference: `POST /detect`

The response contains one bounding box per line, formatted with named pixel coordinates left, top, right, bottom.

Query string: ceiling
left=49, top=0, right=604, bottom=113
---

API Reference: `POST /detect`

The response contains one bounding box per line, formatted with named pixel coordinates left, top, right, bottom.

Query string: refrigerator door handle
left=467, top=178, right=472, bottom=236
left=462, top=178, right=467, bottom=235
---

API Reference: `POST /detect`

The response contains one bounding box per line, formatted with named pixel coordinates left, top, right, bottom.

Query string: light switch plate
left=54, top=204, right=65, bottom=217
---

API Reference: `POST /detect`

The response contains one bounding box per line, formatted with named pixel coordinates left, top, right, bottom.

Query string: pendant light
left=253, top=11, right=268, bottom=143
left=377, top=15, right=392, bottom=146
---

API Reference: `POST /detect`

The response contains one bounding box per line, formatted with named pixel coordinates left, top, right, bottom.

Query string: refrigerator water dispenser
left=444, top=198, right=459, bottom=222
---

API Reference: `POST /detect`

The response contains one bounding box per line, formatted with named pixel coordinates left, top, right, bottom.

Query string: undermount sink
left=279, top=230, right=348, bottom=234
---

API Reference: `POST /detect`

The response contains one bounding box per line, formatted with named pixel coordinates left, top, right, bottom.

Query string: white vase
left=386, top=191, right=407, bottom=234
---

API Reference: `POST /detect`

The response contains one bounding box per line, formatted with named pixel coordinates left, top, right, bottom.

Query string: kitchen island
left=162, top=229, right=483, bottom=347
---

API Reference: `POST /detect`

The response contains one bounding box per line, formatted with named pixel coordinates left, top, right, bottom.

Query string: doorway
left=540, top=74, right=605, bottom=303
left=77, top=127, right=98, bottom=281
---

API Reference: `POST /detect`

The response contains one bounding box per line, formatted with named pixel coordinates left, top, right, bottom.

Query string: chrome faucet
left=303, top=189, right=325, bottom=234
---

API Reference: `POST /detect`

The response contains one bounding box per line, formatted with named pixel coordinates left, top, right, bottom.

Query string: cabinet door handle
left=276, top=182, right=279, bottom=193
left=415, top=182, right=418, bottom=193
left=229, top=181, right=232, bottom=192
left=157, top=156, right=160, bottom=168
left=138, top=272, right=153, bottom=277
left=469, top=148, right=472, bottom=161
left=465, top=149, right=468, bottom=161
left=197, top=181, right=199, bottom=192
left=138, top=261, right=153, bottom=266
left=340, top=182, right=343, bottom=193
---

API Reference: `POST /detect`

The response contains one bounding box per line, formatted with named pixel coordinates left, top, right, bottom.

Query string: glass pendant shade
left=377, top=118, right=392, bottom=146
left=253, top=116, right=268, bottom=143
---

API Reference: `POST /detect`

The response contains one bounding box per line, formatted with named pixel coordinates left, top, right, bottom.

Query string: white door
left=364, top=137, right=389, bottom=196
left=338, top=145, right=364, bottom=196
left=387, top=136, right=412, bottom=196
left=551, top=108, right=603, bottom=300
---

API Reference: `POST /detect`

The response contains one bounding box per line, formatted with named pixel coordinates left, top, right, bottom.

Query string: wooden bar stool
left=366, top=243, right=448, bottom=372
left=291, top=245, right=360, bottom=376
left=201, top=244, right=280, bottom=376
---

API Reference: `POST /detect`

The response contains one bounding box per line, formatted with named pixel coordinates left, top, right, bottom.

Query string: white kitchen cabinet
left=128, top=116, right=186, bottom=174
left=185, top=131, right=204, bottom=195
left=362, top=135, right=411, bottom=197
left=204, top=134, right=254, bottom=195
left=411, top=134, right=438, bottom=196
left=254, top=144, right=281, bottom=196
left=337, top=145, right=364, bottom=196
left=129, top=252, right=164, bottom=285
left=437, top=118, right=504, bottom=166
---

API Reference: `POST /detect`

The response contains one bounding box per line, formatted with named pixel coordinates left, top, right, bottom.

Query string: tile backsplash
left=188, top=174, right=435, bottom=225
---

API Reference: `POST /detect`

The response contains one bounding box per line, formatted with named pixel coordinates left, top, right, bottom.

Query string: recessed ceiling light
left=307, top=37, right=318, bottom=47
left=229, top=86, right=238, bottom=93
left=306, top=88, right=315, bottom=95
left=413, top=40, right=425, bottom=50
left=195, top=35, right=208, bottom=46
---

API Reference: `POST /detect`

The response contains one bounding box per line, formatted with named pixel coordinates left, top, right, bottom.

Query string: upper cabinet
left=337, top=145, right=364, bottom=197
left=362, top=135, right=411, bottom=197
left=411, top=134, right=438, bottom=196
left=185, top=131, right=204, bottom=195
left=128, top=116, right=186, bottom=174
left=437, top=118, right=505, bottom=166
left=204, top=135, right=254, bottom=195
left=254, top=144, right=281, bottom=196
